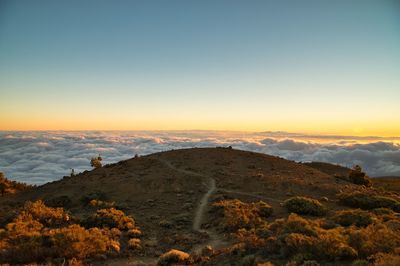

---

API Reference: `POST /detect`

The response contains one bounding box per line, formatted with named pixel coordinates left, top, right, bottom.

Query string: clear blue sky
left=0, top=0, right=399, bottom=135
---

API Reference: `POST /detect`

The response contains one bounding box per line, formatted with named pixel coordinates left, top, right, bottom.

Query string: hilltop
left=0, top=148, right=399, bottom=265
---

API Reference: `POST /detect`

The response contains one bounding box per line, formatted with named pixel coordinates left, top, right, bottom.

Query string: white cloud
left=0, top=131, right=399, bottom=184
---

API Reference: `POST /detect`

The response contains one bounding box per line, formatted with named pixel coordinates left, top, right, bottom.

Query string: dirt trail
left=156, top=158, right=216, bottom=231
left=155, top=158, right=227, bottom=253
left=193, top=177, right=216, bottom=231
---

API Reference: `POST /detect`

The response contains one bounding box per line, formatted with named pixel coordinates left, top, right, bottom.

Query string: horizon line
left=1, top=129, right=399, bottom=139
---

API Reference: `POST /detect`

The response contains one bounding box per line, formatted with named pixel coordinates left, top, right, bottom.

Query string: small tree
left=90, top=155, right=103, bottom=169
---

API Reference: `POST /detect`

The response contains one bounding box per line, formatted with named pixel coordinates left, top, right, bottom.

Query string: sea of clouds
left=1, top=131, right=400, bottom=184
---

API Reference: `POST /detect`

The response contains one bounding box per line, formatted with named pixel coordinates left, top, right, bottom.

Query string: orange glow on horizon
left=1, top=114, right=399, bottom=138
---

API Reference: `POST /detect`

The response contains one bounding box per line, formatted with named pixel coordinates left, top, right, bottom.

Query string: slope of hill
left=302, top=162, right=351, bottom=177
left=0, top=148, right=399, bottom=265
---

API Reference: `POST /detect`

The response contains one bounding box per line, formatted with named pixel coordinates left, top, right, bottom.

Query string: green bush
left=332, top=209, right=375, bottom=227
left=283, top=197, right=326, bottom=216
left=339, top=192, right=400, bottom=211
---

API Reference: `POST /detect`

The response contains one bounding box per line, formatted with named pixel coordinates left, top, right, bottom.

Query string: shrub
left=339, top=192, right=400, bottom=211
left=157, top=249, right=191, bottom=266
left=332, top=209, right=375, bottom=227
left=348, top=165, right=371, bottom=186
left=0, top=172, right=32, bottom=195
left=373, top=253, right=400, bottom=266
left=86, top=208, right=135, bottom=230
left=213, top=199, right=272, bottom=231
left=127, top=228, right=142, bottom=237
left=235, top=228, right=266, bottom=249
left=269, top=214, right=318, bottom=237
left=0, top=201, right=120, bottom=264
left=19, top=200, right=70, bottom=227
left=44, top=225, right=119, bottom=258
left=128, top=238, right=141, bottom=250
left=281, top=228, right=357, bottom=261
left=268, top=214, right=357, bottom=261
left=347, top=223, right=400, bottom=258
left=283, top=197, right=326, bottom=216
left=90, top=155, right=103, bottom=168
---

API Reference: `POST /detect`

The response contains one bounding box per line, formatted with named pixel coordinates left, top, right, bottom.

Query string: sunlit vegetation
left=0, top=172, right=32, bottom=195
left=90, top=155, right=103, bottom=168
left=213, top=199, right=272, bottom=230
left=283, top=196, right=326, bottom=216
left=85, top=207, right=137, bottom=230
left=213, top=193, right=400, bottom=265
left=0, top=200, right=141, bottom=264
left=157, top=249, right=191, bottom=266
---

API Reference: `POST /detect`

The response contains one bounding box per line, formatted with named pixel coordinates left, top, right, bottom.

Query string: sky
left=0, top=0, right=399, bottom=136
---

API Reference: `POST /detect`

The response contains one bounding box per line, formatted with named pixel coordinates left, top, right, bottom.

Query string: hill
left=0, top=148, right=399, bottom=265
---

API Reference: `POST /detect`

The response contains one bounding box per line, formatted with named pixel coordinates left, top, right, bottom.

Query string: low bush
left=157, top=249, right=191, bottom=266
left=268, top=214, right=357, bottom=261
left=339, top=192, right=400, bottom=211
left=85, top=208, right=136, bottom=230
left=19, top=200, right=70, bottom=227
left=213, top=199, right=272, bottom=231
left=332, top=209, right=375, bottom=227
left=268, top=214, right=318, bottom=237
left=0, top=201, right=120, bottom=264
left=372, top=253, right=400, bottom=266
left=127, top=228, right=142, bottom=237
left=347, top=223, right=400, bottom=258
left=283, top=197, right=326, bottom=216
left=128, top=238, right=141, bottom=250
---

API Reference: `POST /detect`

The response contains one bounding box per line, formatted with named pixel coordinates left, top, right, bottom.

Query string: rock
left=201, top=245, right=214, bottom=256
left=320, top=197, right=329, bottom=202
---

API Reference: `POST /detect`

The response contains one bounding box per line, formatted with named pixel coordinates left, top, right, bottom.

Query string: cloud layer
left=1, top=131, right=399, bottom=184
